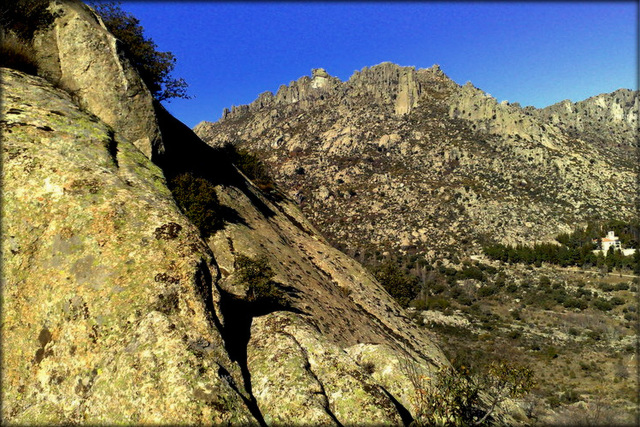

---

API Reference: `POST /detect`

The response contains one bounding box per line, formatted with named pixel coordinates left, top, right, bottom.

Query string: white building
left=593, top=231, right=637, bottom=256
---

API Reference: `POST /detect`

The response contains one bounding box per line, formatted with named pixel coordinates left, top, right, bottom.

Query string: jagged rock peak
left=312, top=67, right=330, bottom=78
left=216, top=62, right=458, bottom=121
left=535, top=88, right=638, bottom=147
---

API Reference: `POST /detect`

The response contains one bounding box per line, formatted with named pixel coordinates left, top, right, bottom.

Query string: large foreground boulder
left=1, top=68, right=250, bottom=424
left=1, top=65, right=450, bottom=424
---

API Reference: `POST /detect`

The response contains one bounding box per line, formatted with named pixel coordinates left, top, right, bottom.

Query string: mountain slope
left=195, top=63, right=637, bottom=262
left=1, top=2, right=456, bottom=424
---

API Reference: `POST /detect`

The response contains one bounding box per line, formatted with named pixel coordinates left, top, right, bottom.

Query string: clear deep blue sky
left=117, top=1, right=637, bottom=129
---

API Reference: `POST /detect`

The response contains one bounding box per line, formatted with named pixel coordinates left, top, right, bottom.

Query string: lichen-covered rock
left=205, top=162, right=449, bottom=424
left=3, top=4, right=456, bottom=422
left=0, top=68, right=250, bottom=424
left=248, top=313, right=404, bottom=425
left=1, top=63, right=452, bottom=424
left=31, top=0, right=162, bottom=160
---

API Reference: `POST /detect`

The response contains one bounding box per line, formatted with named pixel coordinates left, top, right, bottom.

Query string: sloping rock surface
left=1, top=68, right=250, bottom=424
left=2, top=40, right=449, bottom=427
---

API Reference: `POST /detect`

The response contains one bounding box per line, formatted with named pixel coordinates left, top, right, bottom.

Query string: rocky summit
left=1, top=1, right=455, bottom=425
left=195, top=63, right=637, bottom=262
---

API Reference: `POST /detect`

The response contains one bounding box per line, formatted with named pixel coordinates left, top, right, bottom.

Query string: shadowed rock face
left=2, top=2, right=452, bottom=423
left=195, top=63, right=637, bottom=261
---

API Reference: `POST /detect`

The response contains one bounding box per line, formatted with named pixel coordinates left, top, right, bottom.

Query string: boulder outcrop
left=30, top=0, right=162, bottom=160
left=1, top=68, right=249, bottom=424
left=535, top=89, right=638, bottom=150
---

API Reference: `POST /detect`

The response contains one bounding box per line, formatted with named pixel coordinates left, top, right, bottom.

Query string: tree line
left=483, top=220, right=639, bottom=274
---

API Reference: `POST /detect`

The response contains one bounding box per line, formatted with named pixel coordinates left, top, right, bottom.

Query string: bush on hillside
left=169, top=173, right=222, bottom=237
left=221, top=143, right=278, bottom=194
left=405, top=361, right=535, bottom=426
left=371, top=261, right=420, bottom=308
left=235, top=255, right=287, bottom=305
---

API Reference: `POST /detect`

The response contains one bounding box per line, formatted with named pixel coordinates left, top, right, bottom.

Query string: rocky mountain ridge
left=1, top=2, right=454, bottom=424
left=195, top=63, right=637, bottom=262
left=537, top=89, right=638, bottom=151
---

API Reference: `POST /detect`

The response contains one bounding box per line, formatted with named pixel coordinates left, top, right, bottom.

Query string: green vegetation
left=483, top=221, right=639, bottom=272
left=371, top=261, right=420, bottom=308
left=221, top=143, right=278, bottom=194
left=169, top=173, right=223, bottom=237
left=405, top=361, right=534, bottom=426
left=0, top=0, right=56, bottom=40
left=92, top=1, right=189, bottom=101
left=0, top=0, right=189, bottom=101
left=234, top=255, right=287, bottom=305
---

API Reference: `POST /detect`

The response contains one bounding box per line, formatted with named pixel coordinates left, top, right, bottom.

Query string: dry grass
left=0, top=31, right=38, bottom=75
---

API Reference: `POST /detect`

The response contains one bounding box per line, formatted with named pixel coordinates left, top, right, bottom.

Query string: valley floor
left=411, top=261, right=638, bottom=425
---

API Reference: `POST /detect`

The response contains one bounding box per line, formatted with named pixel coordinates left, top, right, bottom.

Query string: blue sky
left=117, top=2, right=637, bottom=129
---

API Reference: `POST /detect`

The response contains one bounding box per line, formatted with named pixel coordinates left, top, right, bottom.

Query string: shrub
left=235, top=255, right=286, bottom=305
left=478, top=285, right=498, bottom=298
left=459, top=266, right=485, bottom=282
left=0, top=31, right=38, bottom=74
left=598, top=282, right=615, bottom=292
left=592, top=298, right=613, bottom=312
left=615, top=282, right=630, bottom=291
left=576, top=288, right=592, bottom=299
left=609, top=296, right=625, bottom=306
left=169, top=173, right=223, bottom=237
left=430, top=282, right=447, bottom=295
left=404, top=361, right=534, bottom=426
left=456, top=294, right=474, bottom=306
left=0, top=0, right=56, bottom=40
left=424, top=297, right=450, bottom=311
left=221, top=143, right=278, bottom=194
left=563, top=297, right=588, bottom=310
left=550, top=290, right=567, bottom=305
left=372, top=262, right=420, bottom=308
left=506, top=283, right=518, bottom=293
left=91, top=1, right=188, bottom=101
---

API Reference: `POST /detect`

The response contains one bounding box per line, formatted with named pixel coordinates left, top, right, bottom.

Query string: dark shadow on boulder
left=153, top=102, right=276, bottom=220
left=216, top=364, right=267, bottom=427
left=216, top=284, right=306, bottom=426
left=380, top=386, right=414, bottom=426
